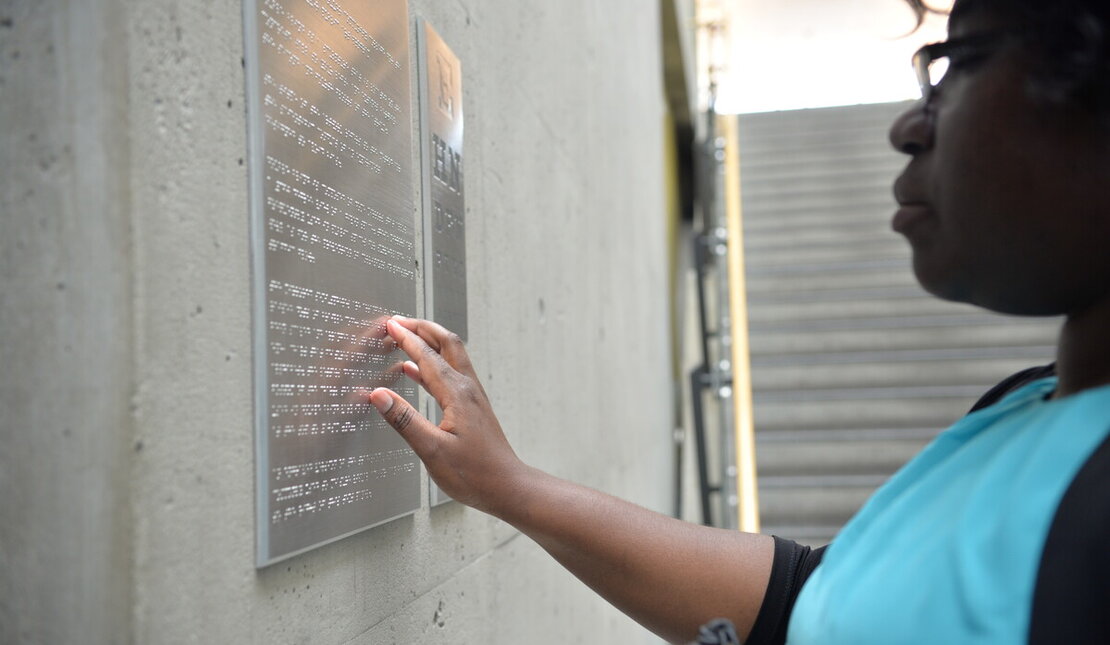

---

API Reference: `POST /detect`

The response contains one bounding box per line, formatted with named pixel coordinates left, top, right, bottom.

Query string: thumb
left=369, top=388, right=440, bottom=456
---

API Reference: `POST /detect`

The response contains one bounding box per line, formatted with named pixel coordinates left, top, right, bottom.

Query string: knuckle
left=388, top=405, right=415, bottom=432
left=457, top=379, right=482, bottom=404
left=445, top=332, right=463, bottom=347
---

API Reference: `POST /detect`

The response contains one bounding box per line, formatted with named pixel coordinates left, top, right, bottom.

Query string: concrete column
left=1, top=2, right=133, bottom=643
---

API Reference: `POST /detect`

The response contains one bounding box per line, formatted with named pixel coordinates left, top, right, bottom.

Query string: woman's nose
left=889, top=100, right=933, bottom=155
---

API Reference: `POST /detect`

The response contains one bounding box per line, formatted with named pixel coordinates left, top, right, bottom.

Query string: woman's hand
left=368, top=316, right=523, bottom=515
left=369, top=317, right=774, bottom=644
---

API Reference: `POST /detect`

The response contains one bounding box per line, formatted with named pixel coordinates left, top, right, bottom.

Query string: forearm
left=494, top=464, right=774, bottom=644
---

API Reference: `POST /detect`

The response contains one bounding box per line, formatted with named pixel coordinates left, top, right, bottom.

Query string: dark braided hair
left=905, top=0, right=1110, bottom=112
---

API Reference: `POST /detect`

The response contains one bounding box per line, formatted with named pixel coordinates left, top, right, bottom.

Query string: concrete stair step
left=741, top=200, right=899, bottom=226
left=740, top=132, right=896, bottom=153
left=750, top=356, right=1055, bottom=391
left=755, top=427, right=942, bottom=441
left=750, top=344, right=1057, bottom=368
left=745, top=295, right=985, bottom=324
left=742, top=226, right=895, bottom=251
left=738, top=102, right=911, bottom=140
left=758, top=475, right=884, bottom=526
left=741, top=113, right=900, bottom=134
left=747, top=279, right=924, bottom=301
left=744, top=240, right=909, bottom=267
left=756, top=434, right=932, bottom=477
left=741, top=177, right=895, bottom=204
left=752, top=395, right=979, bottom=431
left=739, top=159, right=903, bottom=191
left=746, top=260, right=911, bottom=283
left=748, top=312, right=1044, bottom=335
left=741, top=204, right=900, bottom=231
left=748, top=320, right=1060, bottom=355
left=741, top=100, right=909, bottom=122
left=745, top=236, right=903, bottom=261
left=739, top=136, right=897, bottom=160
left=739, top=190, right=898, bottom=216
left=745, top=267, right=919, bottom=295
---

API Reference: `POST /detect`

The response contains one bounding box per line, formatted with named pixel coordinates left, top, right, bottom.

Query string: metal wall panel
left=417, top=20, right=466, bottom=507
left=419, top=20, right=467, bottom=341
left=245, top=0, right=420, bottom=566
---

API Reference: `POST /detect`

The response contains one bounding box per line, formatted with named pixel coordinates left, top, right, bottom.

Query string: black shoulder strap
left=967, top=363, right=1057, bottom=414
left=1029, top=431, right=1110, bottom=644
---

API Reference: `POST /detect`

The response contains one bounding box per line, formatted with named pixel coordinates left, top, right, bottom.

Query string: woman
left=369, top=0, right=1110, bottom=641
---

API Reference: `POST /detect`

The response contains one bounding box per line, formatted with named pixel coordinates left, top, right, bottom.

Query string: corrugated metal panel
left=738, top=102, right=1059, bottom=546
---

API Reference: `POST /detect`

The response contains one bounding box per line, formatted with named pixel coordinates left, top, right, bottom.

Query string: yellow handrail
left=720, top=114, right=760, bottom=533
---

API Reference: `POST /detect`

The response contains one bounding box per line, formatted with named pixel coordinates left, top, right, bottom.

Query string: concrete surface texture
left=0, top=1, right=675, bottom=643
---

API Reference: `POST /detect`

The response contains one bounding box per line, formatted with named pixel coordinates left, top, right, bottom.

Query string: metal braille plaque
left=419, top=21, right=467, bottom=340
left=245, top=0, right=420, bottom=566
left=417, top=20, right=466, bottom=506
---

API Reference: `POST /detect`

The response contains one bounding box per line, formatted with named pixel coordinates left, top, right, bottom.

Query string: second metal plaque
left=417, top=20, right=466, bottom=506
left=419, top=21, right=467, bottom=341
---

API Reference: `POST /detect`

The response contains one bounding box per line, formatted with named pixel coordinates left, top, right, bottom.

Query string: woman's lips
left=892, top=203, right=932, bottom=234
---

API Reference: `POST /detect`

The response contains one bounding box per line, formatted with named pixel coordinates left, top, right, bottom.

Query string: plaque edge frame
left=242, top=0, right=274, bottom=570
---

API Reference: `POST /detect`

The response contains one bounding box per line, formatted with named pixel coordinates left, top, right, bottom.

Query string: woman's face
left=888, top=9, right=1110, bottom=316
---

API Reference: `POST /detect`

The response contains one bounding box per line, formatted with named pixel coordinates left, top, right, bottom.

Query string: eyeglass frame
left=912, top=32, right=1011, bottom=103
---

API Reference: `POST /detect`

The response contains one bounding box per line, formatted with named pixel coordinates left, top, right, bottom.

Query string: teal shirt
left=787, top=378, right=1110, bottom=644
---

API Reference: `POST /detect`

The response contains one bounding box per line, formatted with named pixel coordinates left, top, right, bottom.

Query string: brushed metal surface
left=246, top=0, right=420, bottom=566
left=417, top=20, right=466, bottom=508
left=419, top=20, right=468, bottom=342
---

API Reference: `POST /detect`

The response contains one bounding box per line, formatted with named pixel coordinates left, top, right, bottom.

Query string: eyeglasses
left=912, top=32, right=1007, bottom=102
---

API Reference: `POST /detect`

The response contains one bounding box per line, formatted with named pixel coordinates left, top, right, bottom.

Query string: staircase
left=736, top=102, right=1060, bottom=546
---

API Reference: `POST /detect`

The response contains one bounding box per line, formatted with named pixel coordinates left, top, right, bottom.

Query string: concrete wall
left=1, top=1, right=675, bottom=643
left=1, top=2, right=134, bottom=643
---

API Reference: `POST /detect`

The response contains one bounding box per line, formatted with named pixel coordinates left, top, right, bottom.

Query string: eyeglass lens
left=915, top=51, right=951, bottom=100
left=928, top=58, right=951, bottom=90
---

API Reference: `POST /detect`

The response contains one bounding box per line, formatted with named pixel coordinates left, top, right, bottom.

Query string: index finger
left=391, top=316, right=477, bottom=379
left=385, top=318, right=461, bottom=402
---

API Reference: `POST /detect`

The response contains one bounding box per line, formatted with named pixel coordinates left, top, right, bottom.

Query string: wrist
left=482, top=460, right=543, bottom=523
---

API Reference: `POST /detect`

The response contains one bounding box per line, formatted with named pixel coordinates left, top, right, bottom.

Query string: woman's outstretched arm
left=368, top=316, right=774, bottom=644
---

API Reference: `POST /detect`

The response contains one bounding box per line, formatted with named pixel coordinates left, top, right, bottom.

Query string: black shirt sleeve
left=743, top=536, right=827, bottom=645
